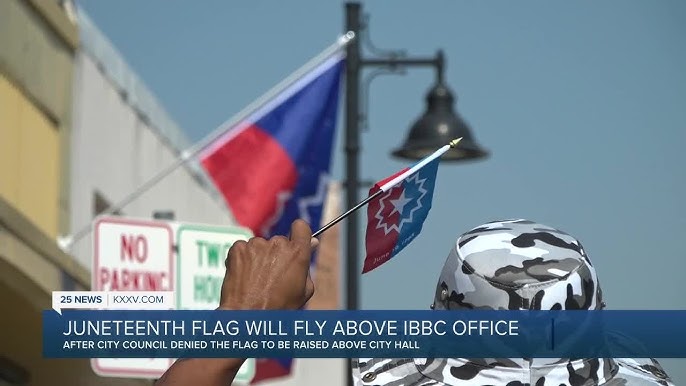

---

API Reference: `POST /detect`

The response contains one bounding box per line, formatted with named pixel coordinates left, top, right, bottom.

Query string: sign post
left=91, top=217, right=175, bottom=378
left=175, top=223, right=256, bottom=383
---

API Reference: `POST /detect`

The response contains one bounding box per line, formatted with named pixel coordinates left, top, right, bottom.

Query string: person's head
left=431, top=219, right=605, bottom=311
left=353, top=219, right=675, bottom=385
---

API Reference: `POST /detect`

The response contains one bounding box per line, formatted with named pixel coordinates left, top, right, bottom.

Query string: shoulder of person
left=615, top=358, right=675, bottom=386
left=352, top=358, right=446, bottom=386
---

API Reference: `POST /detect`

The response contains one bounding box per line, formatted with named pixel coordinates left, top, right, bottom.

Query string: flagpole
left=57, top=32, right=356, bottom=251
left=379, top=137, right=461, bottom=192
left=313, top=190, right=383, bottom=238
left=313, top=138, right=461, bottom=238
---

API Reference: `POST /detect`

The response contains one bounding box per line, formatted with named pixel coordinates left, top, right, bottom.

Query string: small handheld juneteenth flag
left=361, top=139, right=459, bottom=273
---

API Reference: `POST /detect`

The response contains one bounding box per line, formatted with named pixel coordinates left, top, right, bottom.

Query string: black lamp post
left=343, top=1, right=488, bottom=312
left=343, top=2, right=488, bottom=384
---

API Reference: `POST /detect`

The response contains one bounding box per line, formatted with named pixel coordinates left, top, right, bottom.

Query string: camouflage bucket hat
left=353, top=219, right=675, bottom=385
left=431, top=219, right=604, bottom=311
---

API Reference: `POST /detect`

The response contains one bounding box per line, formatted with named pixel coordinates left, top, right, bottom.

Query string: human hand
left=219, top=219, right=319, bottom=310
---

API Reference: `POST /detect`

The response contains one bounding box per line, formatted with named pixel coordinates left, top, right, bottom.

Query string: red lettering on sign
left=99, top=268, right=168, bottom=291
left=100, top=268, right=110, bottom=287
left=120, top=234, right=148, bottom=263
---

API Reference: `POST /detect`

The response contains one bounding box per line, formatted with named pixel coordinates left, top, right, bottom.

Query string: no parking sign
left=92, top=217, right=175, bottom=378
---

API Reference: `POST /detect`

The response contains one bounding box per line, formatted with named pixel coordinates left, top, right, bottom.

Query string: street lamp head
left=392, top=82, right=489, bottom=162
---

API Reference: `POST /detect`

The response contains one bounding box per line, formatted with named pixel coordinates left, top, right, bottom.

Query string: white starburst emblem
left=298, top=173, right=329, bottom=224
left=261, top=190, right=292, bottom=236
left=374, top=172, right=428, bottom=235
left=261, top=173, right=329, bottom=236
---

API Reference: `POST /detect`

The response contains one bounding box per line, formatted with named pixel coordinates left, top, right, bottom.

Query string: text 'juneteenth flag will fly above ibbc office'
left=44, top=310, right=686, bottom=359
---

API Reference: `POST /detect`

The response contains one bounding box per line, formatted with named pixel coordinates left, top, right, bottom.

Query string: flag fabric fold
left=198, top=52, right=345, bottom=384
left=363, top=157, right=441, bottom=273
left=199, top=53, right=344, bottom=239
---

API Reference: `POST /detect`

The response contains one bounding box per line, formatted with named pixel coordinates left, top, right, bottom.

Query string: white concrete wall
left=69, top=53, right=232, bottom=269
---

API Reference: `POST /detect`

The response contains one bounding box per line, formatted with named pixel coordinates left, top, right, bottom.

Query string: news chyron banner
left=44, top=308, right=686, bottom=359
left=50, top=216, right=256, bottom=382
left=45, top=216, right=686, bottom=371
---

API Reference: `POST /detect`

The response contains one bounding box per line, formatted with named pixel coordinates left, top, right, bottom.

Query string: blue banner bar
left=43, top=310, right=686, bottom=358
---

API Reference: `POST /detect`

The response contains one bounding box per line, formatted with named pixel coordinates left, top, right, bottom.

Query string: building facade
left=67, top=8, right=233, bottom=270
left=0, top=1, right=343, bottom=383
left=0, top=0, right=147, bottom=384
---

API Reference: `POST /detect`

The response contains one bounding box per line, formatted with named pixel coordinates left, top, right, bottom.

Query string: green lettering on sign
left=195, top=240, right=234, bottom=268
left=177, top=224, right=252, bottom=310
left=195, top=240, right=205, bottom=266
left=207, top=242, right=221, bottom=267
left=193, top=274, right=222, bottom=303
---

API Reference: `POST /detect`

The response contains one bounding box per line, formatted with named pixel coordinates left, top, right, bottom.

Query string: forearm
left=155, top=358, right=245, bottom=386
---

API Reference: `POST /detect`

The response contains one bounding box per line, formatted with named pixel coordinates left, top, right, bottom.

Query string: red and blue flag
left=199, top=53, right=344, bottom=239
left=363, top=156, right=441, bottom=273
left=198, top=52, right=345, bottom=383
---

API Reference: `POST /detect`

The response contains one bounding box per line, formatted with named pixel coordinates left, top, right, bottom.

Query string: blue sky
left=78, top=0, right=686, bottom=379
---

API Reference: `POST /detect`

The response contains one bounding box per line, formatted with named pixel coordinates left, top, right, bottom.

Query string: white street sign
left=175, top=223, right=252, bottom=309
left=175, top=222, right=255, bottom=383
left=92, top=216, right=175, bottom=378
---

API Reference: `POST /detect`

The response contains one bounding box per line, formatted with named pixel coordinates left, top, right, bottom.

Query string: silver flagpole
left=58, top=31, right=356, bottom=251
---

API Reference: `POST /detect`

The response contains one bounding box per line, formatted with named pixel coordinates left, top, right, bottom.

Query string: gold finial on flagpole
left=449, top=137, right=463, bottom=148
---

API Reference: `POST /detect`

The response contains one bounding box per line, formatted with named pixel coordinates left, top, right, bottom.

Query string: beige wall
left=0, top=0, right=76, bottom=122
left=0, top=0, right=76, bottom=237
left=0, top=1, right=109, bottom=385
left=0, top=74, right=61, bottom=237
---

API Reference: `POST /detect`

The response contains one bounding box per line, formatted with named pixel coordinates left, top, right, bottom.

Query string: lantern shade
left=392, top=82, right=488, bottom=161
